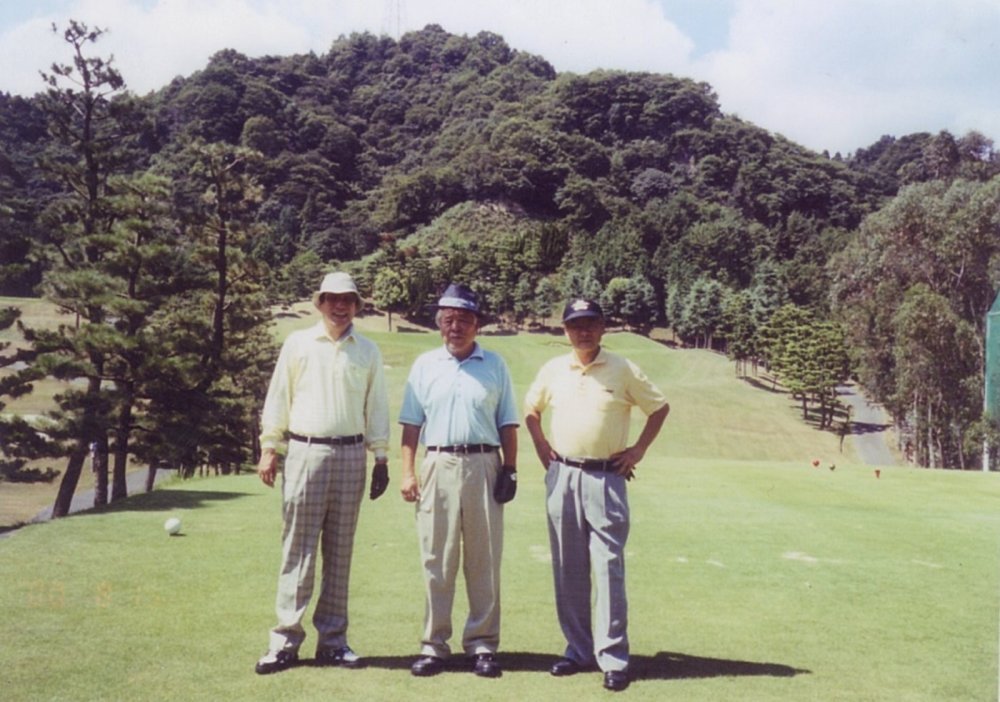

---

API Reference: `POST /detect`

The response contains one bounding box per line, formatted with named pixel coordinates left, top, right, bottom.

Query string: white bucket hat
left=312, top=272, right=362, bottom=308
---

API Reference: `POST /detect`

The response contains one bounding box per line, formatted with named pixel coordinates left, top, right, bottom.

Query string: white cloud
left=405, top=0, right=695, bottom=74
left=0, top=19, right=66, bottom=97
left=0, top=0, right=694, bottom=97
left=694, top=0, right=1000, bottom=153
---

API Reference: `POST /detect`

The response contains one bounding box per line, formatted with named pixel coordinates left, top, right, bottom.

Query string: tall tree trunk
left=93, top=433, right=108, bottom=508
left=52, top=375, right=103, bottom=517
left=926, top=397, right=936, bottom=468
left=111, top=385, right=134, bottom=501
left=53, top=445, right=88, bottom=518
left=145, top=465, right=158, bottom=492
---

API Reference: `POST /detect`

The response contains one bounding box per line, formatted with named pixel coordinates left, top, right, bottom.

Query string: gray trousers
left=269, top=440, right=366, bottom=653
left=545, top=460, right=630, bottom=672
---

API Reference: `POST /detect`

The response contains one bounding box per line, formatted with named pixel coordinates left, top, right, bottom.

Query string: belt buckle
left=456, top=444, right=470, bottom=455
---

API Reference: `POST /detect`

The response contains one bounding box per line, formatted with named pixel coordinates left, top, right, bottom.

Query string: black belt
left=289, top=432, right=363, bottom=446
left=556, top=454, right=616, bottom=472
left=426, top=444, right=498, bottom=454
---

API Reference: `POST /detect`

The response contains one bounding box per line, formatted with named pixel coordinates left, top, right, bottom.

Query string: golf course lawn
left=1, top=314, right=998, bottom=700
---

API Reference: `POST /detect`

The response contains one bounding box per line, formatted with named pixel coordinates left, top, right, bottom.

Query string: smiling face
left=317, top=292, right=359, bottom=338
left=437, top=308, right=479, bottom=360
left=564, top=315, right=604, bottom=364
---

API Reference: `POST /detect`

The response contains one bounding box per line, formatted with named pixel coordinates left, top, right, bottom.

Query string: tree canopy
left=1, top=23, right=999, bottom=476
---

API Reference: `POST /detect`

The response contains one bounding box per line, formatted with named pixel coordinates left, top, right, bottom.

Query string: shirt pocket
left=582, top=377, right=624, bottom=414
left=339, top=360, right=369, bottom=394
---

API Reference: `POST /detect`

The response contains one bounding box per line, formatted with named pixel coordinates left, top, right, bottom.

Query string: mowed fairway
left=1, top=318, right=998, bottom=701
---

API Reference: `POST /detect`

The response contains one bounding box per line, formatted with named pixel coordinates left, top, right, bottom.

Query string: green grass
left=2, top=304, right=998, bottom=700
left=2, top=461, right=997, bottom=701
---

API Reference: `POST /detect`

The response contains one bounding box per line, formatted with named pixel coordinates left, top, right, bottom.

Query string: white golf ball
left=164, top=517, right=182, bottom=535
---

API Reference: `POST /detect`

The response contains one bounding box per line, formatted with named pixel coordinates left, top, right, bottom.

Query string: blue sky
left=0, top=0, right=996, bottom=156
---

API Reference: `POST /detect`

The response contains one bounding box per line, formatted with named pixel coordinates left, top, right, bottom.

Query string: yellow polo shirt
left=259, top=322, right=389, bottom=457
left=525, top=348, right=667, bottom=459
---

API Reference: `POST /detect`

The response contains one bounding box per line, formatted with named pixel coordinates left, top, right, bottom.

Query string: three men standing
left=255, top=272, right=390, bottom=675
left=399, top=283, right=519, bottom=678
left=254, top=278, right=667, bottom=692
left=525, top=298, right=670, bottom=692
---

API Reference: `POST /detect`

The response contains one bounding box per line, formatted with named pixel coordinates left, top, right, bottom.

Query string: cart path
left=838, top=383, right=898, bottom=467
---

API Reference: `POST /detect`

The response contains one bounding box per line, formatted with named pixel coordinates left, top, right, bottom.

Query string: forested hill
left=1, top=22, right=999, bottom=479
left=2, top=24, right=993, bottom=308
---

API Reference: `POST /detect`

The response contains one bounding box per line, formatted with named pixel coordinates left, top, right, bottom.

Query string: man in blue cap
left=399, top=283, right=519, bottom=678
left=524, top=298, right=669, bottom=692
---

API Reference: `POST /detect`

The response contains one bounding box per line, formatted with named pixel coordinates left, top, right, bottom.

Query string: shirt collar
left=569, top=347, right=606, bottom=370
left=435, top=341, right=484, bottom=362
left=312, top=321, right=356, bottom=343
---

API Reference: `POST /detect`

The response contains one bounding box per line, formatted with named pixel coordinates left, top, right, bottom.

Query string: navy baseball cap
left=562, top=298, right=604, bottom=323
left=436, top=283, right=482, bottom=315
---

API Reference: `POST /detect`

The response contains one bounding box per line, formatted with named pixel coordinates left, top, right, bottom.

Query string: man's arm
left=257, top=341, right=293, bottom=487
left=611, top=403, right=670, bottom=476
left=499, top=424, right=518, bottom=470
left=400, top=423, right=422, bottom=502
left=524, top=409, right=556, bottom=470
left=364, top=344, right=390, bottom=460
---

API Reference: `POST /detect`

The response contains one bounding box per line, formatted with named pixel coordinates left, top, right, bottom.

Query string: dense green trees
left=758, top=305, right=850, bottom=428
left=2, top=23, right=999, bottom=471
left=3, top=23, right=276, bottom=514
left=831, top=177, right=1000, bottom=468
left=27, top=20, right=144, bottom=515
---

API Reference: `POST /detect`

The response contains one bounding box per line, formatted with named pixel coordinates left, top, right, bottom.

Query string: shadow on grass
left=632, top=651, right=810, bottom=680
left=851, top=420, right=891, bottom=435
left=741, top=376, right=785, bottom=394
left=352, top=650, right=809, bottom=680
left=101, top=488, right=256, bottom=513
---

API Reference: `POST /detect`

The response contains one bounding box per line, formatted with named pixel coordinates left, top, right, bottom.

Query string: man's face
left=564, top=316, right=604, bottom=355
left=318, top=292, right=358, bottom=333
left=438, top=308, right=478, bottom=357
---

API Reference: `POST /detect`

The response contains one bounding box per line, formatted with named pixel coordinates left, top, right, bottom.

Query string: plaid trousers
left=269, top=440, right=366, bottom=653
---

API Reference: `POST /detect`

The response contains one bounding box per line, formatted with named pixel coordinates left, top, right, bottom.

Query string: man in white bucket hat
left=255, top=271, right=390, bottom=674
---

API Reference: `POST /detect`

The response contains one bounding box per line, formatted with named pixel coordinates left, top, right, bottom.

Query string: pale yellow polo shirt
left=260, top=322, right=389, bottom=458
left=525, top=347, right=667, bottom=459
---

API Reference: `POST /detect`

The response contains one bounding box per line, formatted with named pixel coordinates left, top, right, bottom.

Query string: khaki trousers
left=415, top=450, right=503, bottom=658
left=269, top=440, right=366, bottom=653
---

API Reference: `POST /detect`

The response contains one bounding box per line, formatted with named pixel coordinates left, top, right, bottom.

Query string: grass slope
left=2, top=303, right=998, bottom=700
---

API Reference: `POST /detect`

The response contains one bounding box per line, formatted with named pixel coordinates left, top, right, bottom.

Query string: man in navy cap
left=399, top=283, right=519, bottom=678
left=524, top=298, right=669, bottom=692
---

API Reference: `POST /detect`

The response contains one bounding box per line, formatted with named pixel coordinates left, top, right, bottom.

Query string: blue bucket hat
left=436, top=283, right=482, bottom=315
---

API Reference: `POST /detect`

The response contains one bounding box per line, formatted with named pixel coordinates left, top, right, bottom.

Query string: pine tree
left=141, top=139, right=275, bottom=477
left=28, top=21, right=144, bottom=516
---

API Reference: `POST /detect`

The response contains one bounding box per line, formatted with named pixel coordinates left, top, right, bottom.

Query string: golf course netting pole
left=984, top=291, right=1000, bottom=472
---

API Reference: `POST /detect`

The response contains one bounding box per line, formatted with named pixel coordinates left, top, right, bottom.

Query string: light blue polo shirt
left=399, top=343, right=519, bottom=446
